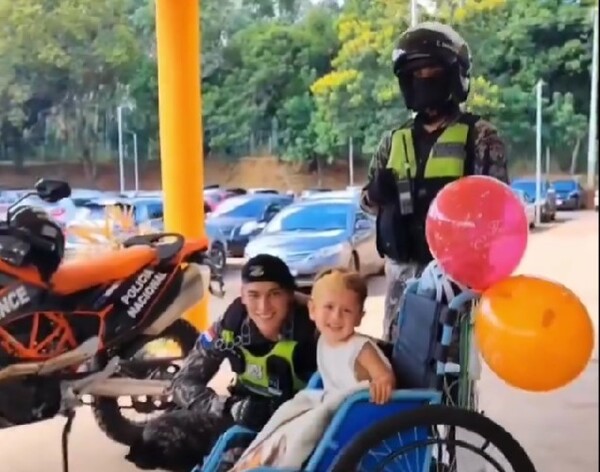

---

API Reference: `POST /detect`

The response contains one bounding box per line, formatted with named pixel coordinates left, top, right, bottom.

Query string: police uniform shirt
left=171, top=297, right=317, bottom=407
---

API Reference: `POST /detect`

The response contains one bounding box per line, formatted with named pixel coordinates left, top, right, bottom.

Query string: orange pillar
left=155, top=0, right=208, bottom=331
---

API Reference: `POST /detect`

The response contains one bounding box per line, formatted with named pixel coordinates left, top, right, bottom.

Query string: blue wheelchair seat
left=199, top=280, right=477, bottom=472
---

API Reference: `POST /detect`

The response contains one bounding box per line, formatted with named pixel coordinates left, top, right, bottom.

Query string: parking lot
left=0, top=210, right=597, bottom=472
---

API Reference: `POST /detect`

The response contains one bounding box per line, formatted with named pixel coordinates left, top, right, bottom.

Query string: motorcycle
left=0, top=178, right=224, bottom=471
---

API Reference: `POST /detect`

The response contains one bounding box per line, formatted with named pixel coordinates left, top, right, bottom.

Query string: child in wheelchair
left=230, top=268, right=396, bottom=471
left=309, top=268, right=396, bottom=403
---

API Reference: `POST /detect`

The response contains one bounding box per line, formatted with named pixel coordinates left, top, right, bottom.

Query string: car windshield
left=211, top=197, right=268, bottom=218
left=552, top=180, right=576, bottom=192
left=264, top=202, right=350, bottom=233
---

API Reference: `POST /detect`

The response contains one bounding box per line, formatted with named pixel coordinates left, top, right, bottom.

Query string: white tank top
left=317, top=333, right=391, bottom=392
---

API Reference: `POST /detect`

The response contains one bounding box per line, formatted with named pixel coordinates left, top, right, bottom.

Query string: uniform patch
left=197, top=326, right=217, bottom=349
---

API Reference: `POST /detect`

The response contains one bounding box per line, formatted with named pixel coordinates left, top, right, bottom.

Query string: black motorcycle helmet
left=9, top=205, right=65, bottom=279
left=392, top=22, right=471, bottom=112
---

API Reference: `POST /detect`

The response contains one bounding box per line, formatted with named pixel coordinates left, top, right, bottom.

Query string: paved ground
left=1, top=211, right=598, bottom=472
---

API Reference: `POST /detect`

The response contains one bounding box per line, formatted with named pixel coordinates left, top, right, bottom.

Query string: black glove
left=367, top=168, right=398, bottom=205
left=266, top=356, right=294, bottom=400
left=229, top=396, right=278, bottom=431
left=225, top=347, right=246, bottom=374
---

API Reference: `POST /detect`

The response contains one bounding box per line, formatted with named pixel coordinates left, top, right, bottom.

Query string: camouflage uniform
left=361, top=114, right=509, bottom=341
left=125, top=298, right=317, bottom=472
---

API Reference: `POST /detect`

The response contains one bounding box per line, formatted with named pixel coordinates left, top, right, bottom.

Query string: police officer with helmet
left=361, top=22, right=509, bottom=342
left=126, top=254, right=317, bottom=472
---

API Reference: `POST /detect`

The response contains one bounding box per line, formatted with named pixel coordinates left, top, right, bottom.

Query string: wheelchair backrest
left=391, top=279, right=476, bottom=390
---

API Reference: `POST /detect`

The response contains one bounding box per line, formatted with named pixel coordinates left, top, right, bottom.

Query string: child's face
left=309, top=287, right=363, bottom=344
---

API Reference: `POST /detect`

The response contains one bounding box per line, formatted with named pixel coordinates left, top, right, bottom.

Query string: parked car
left=70, top=188, right=108, bottom=207
left=204, top=187, right=239, bottom=212
left=77, top=197, right=164, bottom=226
left=66, top=196, right=165, bottom=247
left=299, top=188, right=332, bottom=198
left=225, top=187, right=248, bottom=196
left=121, top=190, right=163, bottom=199
left=510, top=179, right=556, bottom=222
left=512, top=189, right=536, bottom=229
left=301, top=189, right=360, bottom=201
left=66, top=197, right=229, bottom=272
left=0, top=192, right=21, bottom=220
left=207, top=193, right=293, bottom=257
left=1, top=187, right=80, bottom=227
left=14, top=195, right=80, bottom=228
left=248, top=187, right=279, bottom=195
left=244, top=196, right=384, bottom=288
left=551, top=178, right=585, bottom=210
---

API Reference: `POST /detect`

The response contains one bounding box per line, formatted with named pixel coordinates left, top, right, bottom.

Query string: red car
left=204, top=187, right=246, bottom=213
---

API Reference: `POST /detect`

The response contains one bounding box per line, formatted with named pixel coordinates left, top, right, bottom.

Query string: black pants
left=126, top=407, right=232, bottom=472
left=126, top=391, right=278, bottom=472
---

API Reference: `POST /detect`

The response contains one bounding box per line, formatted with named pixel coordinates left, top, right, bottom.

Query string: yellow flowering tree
left=309, top=0, right=506, bottom=161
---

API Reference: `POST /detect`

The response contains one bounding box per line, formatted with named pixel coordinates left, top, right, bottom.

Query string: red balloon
left=425, top=176, right=528, bottom=291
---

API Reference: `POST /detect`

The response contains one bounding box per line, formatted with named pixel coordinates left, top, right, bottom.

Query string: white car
left=16, top=195, right=80, bottom=228
left=0, top=191, right=80, bottom=228
left=513, top=189, right=536, bottom=229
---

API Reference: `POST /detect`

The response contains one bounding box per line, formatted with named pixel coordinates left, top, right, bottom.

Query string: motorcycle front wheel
left=91, top=319, right=198, bottom=446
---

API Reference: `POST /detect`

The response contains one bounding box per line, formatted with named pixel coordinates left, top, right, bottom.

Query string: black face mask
left=410, top=75, right=451, bottom=112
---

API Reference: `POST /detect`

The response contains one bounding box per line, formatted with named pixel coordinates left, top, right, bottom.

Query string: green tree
left=460, top=0, right=593, bottom=166
left=202, top=5, right=338, bottom=159
left=310, top=0, right=506, bottom=162
left=0, top=0, right=141, bottom=171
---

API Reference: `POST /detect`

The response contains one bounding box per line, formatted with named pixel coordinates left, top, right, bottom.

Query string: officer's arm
left=169, top=319, right=228, bottom=408
left=361, top=131, right=393, bottom=214
left=472, top=120, right=509, bottom=184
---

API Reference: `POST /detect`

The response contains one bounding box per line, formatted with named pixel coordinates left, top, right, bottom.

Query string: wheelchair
left=197, top=278, right=537, bottom=472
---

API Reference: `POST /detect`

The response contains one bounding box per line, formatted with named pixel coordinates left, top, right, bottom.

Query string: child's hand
left=369, top=375, right=394, bottom=404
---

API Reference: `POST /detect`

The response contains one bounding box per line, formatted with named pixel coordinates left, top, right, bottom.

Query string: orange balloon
left=475, top=275, right=594, bottom=392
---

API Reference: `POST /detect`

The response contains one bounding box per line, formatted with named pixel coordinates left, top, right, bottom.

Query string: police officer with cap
left=361, top=22, right=509, bottom=342
left=126, top=254, right=317, bottom=471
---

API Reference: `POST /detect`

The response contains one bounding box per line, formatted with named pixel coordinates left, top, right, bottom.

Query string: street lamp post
left=117, top=103, right=135, bottom=194
left=133, top=132, right=139, bottom=193
left=348, top=137, right=354, bottom=186
left=411, top=0, right=419, bottom=26
left=587, top=6, right=599, bottom=190
left=535, top=79, right=544, bottom=226
left=125, top=130, right=140, bottom=194
left=117, top=106, right=125, bottom=194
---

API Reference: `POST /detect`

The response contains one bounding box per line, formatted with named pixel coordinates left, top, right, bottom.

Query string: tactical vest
left=377, top=122, right=471, bottom=264
left=387, top=123, right=469, bottom=181
left=221, top=329, right=306, bottom=397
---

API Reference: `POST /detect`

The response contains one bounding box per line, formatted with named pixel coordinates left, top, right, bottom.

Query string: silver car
left=245, top=196, right=384, bottom=288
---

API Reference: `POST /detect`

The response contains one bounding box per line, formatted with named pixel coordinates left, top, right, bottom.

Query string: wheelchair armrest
left=306, top=372, right=323, bottom=389
left=226, top=424, right=257, bottom=436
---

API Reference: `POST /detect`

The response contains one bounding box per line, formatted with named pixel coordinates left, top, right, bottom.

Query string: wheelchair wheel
left=330, top=405, right=536, bottom=472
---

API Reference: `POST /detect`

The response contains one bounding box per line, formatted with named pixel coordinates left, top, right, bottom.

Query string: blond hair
left=311, top=267, right=368, bottom=308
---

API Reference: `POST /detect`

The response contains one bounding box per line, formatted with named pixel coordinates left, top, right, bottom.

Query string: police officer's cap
left=242, top=254, right=296, bottom=291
